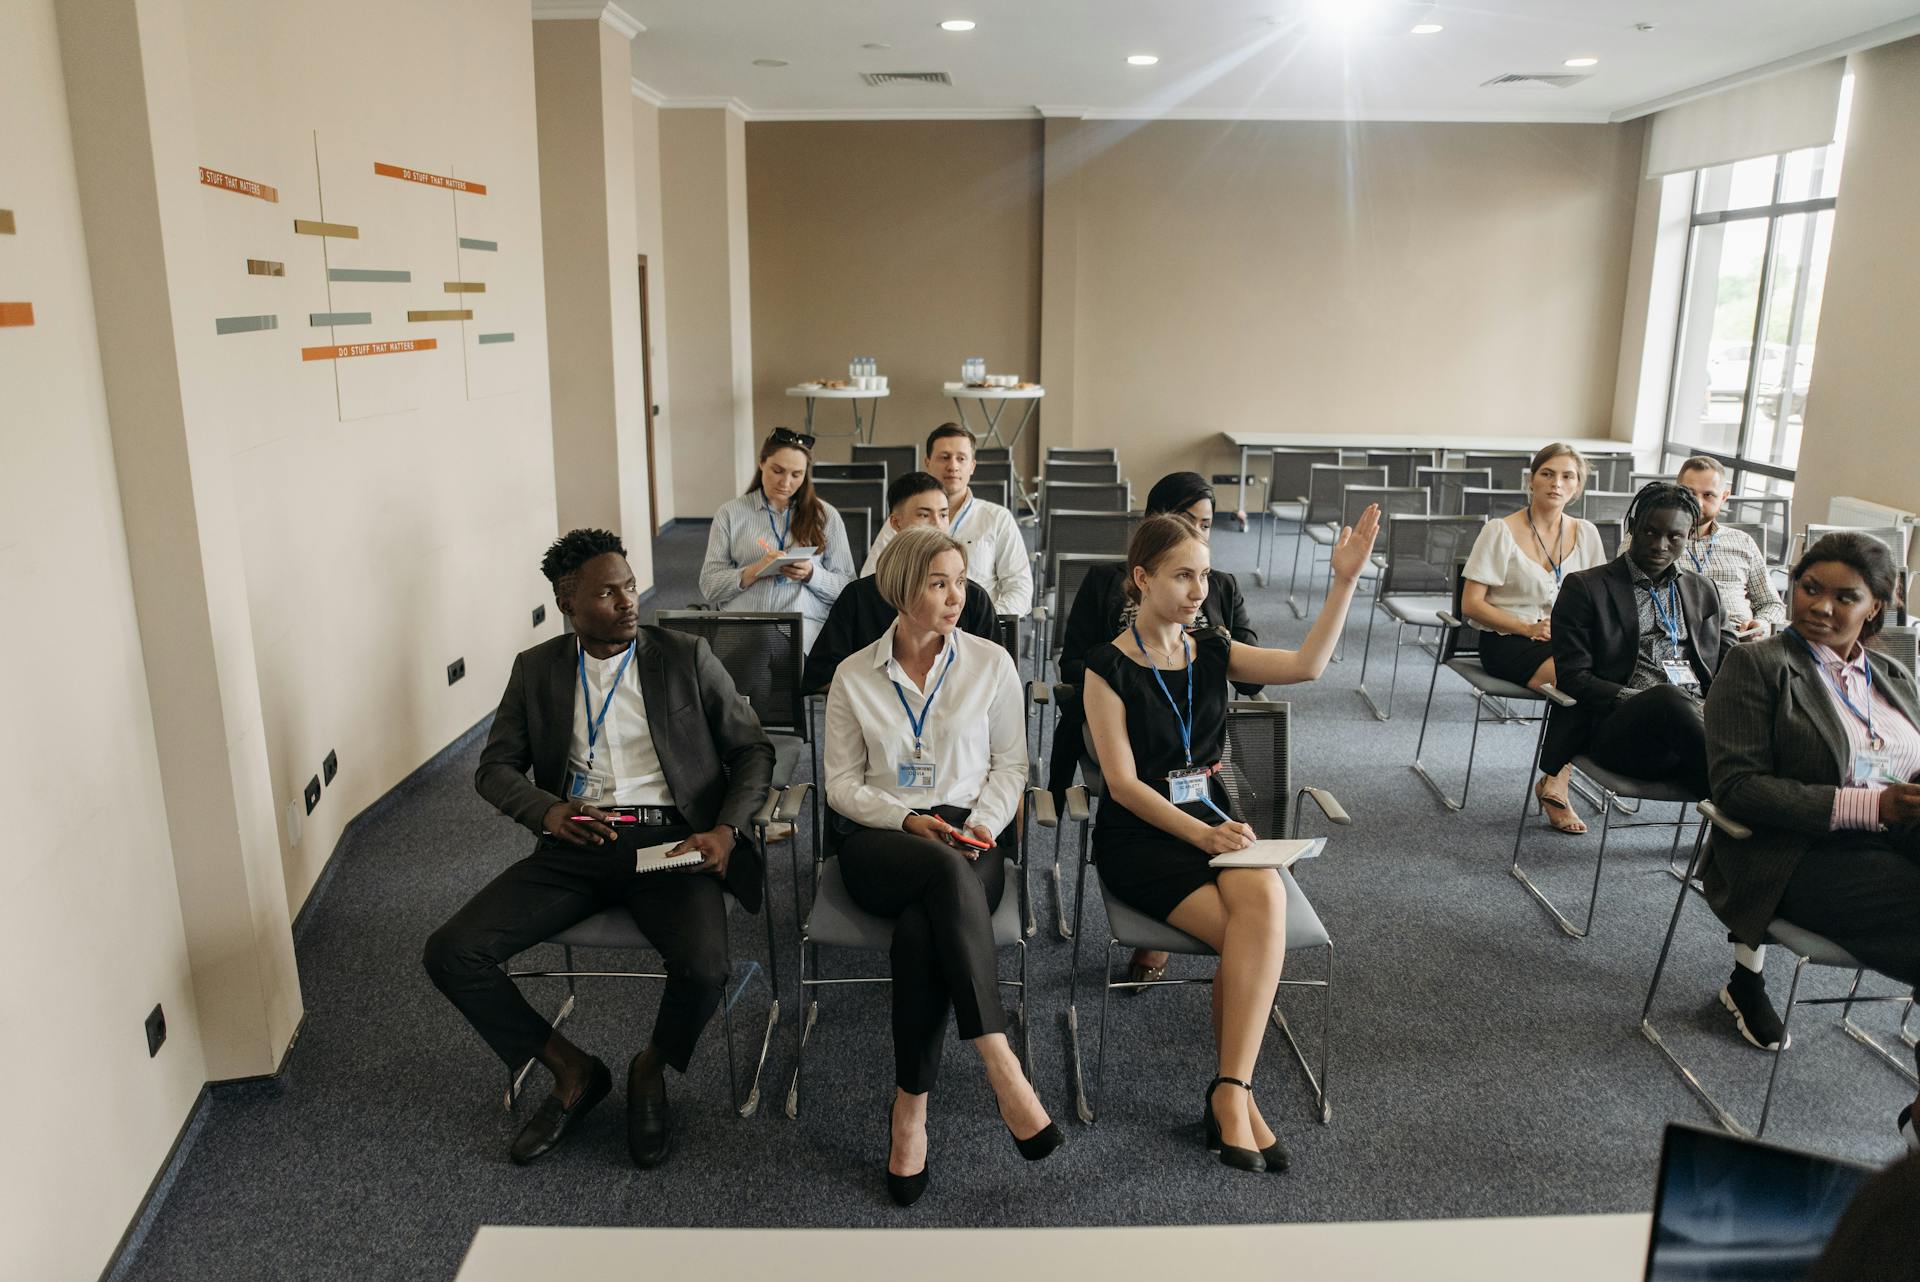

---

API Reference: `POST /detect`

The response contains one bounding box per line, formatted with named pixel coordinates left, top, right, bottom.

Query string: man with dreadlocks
left=1543, top=481, right=1731, bottom=811
left=424, top=528, right=774, bottom=1170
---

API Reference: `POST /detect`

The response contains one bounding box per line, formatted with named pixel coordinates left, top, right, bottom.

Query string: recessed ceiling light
left=1564, top=56, right=1599, bottom=67
left=1126, top=54, right=1159, bottom=66
left=1410, top=23, right=1443, bottom=35
left=861, top=42, right=892, bottom=50
left=752, top=58, right=788, bottom=67
left=939, top=19, right=975, bottom=32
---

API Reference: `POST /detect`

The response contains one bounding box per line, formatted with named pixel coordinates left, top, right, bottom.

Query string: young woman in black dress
left=1082, top=507, right=1380, bottom=1173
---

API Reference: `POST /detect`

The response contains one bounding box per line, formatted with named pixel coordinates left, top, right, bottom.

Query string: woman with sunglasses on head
left=699, top=427, right=854, bottom=653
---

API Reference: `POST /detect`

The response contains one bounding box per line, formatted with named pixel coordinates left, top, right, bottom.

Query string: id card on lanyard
left=1648, top=581, right=1698, bottom=688
left=569, top=640, right=636, bottom=801
left=1789, top=628, right=1897, bottom=786
left=892, top=643, right=957, bottom=788
left=765, top=502, right=792, bottom=551
left=1133, top=626, right=1232, bottom=822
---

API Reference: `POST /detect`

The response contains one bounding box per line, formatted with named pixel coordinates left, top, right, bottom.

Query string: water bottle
left=848, top=356, right=859, bottom=380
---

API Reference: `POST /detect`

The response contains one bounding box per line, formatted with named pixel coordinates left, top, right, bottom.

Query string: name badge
left=1167, top=767, right=1212, bottom=805
left=897, top=760, right=937, bottom=789
left=1849, top=748, right=1899, bottom=788
left=1661, top=660, right=1700, bottom=689
left=568, top=767, right=614, bottom=802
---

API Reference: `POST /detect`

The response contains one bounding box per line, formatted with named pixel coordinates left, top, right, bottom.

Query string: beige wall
left=1791, top=36, right=1920, bottom=560
left=634, top=95, right=676, bottom=526
left=746, top=120, right=1046, bottom=471
left=0, top=4, right=211, bottom=1273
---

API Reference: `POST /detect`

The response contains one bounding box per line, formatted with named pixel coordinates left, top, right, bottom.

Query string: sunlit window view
left=1664, top=79, right=1852, bottom=498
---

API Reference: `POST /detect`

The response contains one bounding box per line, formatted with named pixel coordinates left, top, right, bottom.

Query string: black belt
left=619, top=805, right=686, bottom=828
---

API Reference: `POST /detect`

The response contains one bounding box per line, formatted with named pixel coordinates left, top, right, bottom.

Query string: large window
left=1661, top=83, right=1851, bottom=497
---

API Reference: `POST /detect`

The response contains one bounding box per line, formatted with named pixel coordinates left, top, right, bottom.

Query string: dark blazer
left=1701, top=633, right=1920, bottom=944
left=475, top=627, right=776, bottom=911
left=1543, top=557, right=1729, bottom=773
left=1059, top=562, right=1260, bottom=694
left=801, top=573, right=996, bottom=695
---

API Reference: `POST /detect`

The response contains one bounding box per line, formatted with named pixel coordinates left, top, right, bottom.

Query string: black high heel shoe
left=1203, top=1076, right=1267, bottom=1173
left=1007, top=1116, right=1065, bottom=1161
left=886, top=1099, right=929, bottom=1207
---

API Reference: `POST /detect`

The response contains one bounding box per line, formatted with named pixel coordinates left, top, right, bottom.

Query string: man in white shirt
left=425, top=529, right=774, bottom=1170
left=863, top=423, right=1034, bottom=615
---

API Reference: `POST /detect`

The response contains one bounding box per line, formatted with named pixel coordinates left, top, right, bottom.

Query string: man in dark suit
left=423, top=528, right=774, bottom=1169
left=1546, top=482, right=1731, bottom=801
left=801, top=470, right=997, bottom=694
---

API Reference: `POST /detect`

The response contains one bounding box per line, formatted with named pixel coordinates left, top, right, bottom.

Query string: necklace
left=1134, top=625, right=1184, bottom=664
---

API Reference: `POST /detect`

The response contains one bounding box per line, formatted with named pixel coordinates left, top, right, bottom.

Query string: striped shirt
left=1684, top=523, right=1784, bottom=631
left=1802, top=638, right=1920, bottom=831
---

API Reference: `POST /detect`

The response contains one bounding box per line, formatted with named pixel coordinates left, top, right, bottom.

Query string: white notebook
left=1208, top=837, right=1326, bottom=870
left=763, top=545, right=817, bottom=569
left=634, top=840, right=704, bottom=875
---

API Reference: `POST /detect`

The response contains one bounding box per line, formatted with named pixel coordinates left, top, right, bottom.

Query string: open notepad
left=1207, top=837, right=1326, bottom=870
left=762, top=545, right=817, bottom=569
left=634, top=840, right=704, bottom=874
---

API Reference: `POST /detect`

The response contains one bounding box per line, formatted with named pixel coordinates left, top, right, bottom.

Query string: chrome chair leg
left=1066, top=820, right=1096, bottom=1124
left=1409, top=649, right=1470, bottom=811
left=1269, top=940, right=1334, bottom=1124
left=1755, top=956, right=1810, bottom=1137
left=1510, top=739, right=1608, bottom=939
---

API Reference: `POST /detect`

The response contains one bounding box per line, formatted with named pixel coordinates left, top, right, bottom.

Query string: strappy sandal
left=1535, top=777, right=1587, bottom=835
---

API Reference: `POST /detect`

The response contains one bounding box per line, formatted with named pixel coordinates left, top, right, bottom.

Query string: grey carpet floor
left=118, top=518, right=1917, bottom=1281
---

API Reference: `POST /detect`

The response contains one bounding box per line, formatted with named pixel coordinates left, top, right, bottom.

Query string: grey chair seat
left=1305, top=524, right=1337, bottom=546
left=1100, top=865, right=1327, bottom=954
left=548, top=897, right=741, bottom=951
left=1266, top=501, right=1305, bottom=521
left=1444, top=657, right=1539, bottom=702
left=770, top=734, right=803, bottom=789
left=807, top=856, right=1022, bottom=950
left=1379, top=594, right=1451, bottom=627
left=1766, top=919, right=1862, bottom=968
left=1569, top=754, right=1699, bottom=804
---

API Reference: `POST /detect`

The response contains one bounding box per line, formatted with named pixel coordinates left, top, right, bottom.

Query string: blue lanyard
left=1646, top=579, right=1685, bottom=649
left=578, top=640, right=637, bottom=769
left=1528, top=513, right=1568, bottom=583
left=765, top=501, right=792, bottom=550
left=949, top=498, right=974, bottom=535
left=1788, top=628, right=1881, bottom=747
left=1686, top=531, right=1716, bottom=574
left=1134, top=625, right=1195, bottom=766
left=891, top=642, right=958, bottom=757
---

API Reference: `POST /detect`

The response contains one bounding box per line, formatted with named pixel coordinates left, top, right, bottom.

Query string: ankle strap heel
left=1202, top=1077, right=1265, bottom=1173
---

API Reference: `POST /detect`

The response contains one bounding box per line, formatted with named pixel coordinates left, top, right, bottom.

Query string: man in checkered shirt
left=1675, top=456, right=1785, bottom=640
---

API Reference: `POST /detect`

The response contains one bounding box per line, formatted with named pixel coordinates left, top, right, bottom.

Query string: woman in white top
left=1460, top=442, right=1608, bottom=832
left=699, top=428, right=854, bottom=653
left=823, top=525, right=1062, bottom=1206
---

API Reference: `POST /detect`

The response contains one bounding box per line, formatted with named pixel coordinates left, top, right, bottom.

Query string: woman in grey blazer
left=1701, top=533, right=1920, bottom=1151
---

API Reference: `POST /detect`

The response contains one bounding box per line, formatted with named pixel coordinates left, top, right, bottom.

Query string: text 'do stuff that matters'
left=301, top=337, right=438, bottom=361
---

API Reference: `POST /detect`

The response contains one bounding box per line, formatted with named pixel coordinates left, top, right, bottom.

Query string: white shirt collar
left=871, top=619, right=960, bottom=674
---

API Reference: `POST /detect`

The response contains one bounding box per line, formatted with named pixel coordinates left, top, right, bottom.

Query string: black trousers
left=1587, top=684, right=1711, bottom=799
left=837, top=809, right=1008, bottom=1095
left=422, top=826, right=729, bottom=1073
left=1775, top=825, right=1920, bottom=1076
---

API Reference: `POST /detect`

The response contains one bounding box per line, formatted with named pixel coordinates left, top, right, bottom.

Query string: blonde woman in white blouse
left=1460, top=442, right=1608, bottom=833
left=823, top=524, right=1062, bottom=1207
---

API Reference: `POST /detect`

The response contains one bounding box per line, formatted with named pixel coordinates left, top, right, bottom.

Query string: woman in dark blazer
left=1702, top=532, right=1920, bottom=1151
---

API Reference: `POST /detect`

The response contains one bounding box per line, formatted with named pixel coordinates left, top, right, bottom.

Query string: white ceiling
left=618, top=0, right=1920, bottom=122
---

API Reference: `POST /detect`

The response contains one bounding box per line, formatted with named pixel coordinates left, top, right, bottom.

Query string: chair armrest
left=1696, top=799, right=1752, bottom=842
left=1298, top=786, right=1351, bottom=827
left=1436, top=610, right=1463, bottom=628
left=1029, top=681, right=1051, bottom=706
left=774, top=782, right=811, bottom=824
left=1026, top=786, right=1059, bottom=829
left=1064, top=785, right=1091, bottom=824
left=1539, top=682, right=1576, bottom=709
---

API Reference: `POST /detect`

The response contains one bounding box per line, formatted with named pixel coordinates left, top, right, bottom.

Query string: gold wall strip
left=0, top=302, right=35, bottom=327
left=407, top=309, right=473, bottom=322
left=443, top=281, right=486, bottom=293
left=247, top=259, right=285, bottom=276
left=0, top=210, right=15, bottom=235
left=293, top=219, right=359, bottom=238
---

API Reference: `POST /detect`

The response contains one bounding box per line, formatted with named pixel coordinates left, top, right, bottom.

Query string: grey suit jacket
left=1701, top=632, right=1920, bottom=944
left=475, top=627, right=776, bottom=911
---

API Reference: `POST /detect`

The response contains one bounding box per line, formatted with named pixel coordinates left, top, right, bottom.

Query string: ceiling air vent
left=861, top=71, right=953, bottom=87
left=1481, top=72, right=1593, bottom=89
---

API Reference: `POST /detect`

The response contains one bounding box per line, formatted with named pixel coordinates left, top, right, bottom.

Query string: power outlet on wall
left=304, top=775, right=321, bottom=814
left=145, top=1004, right=166, bottom=1058
left=447, top=657, right=466, bottom=685
left=323, top=749, right=338, bottom=785
left=532, top=604, right=546, bottom=627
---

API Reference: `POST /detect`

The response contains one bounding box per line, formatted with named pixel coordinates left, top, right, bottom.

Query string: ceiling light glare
left=939, top=19, right=976, bottom=32
left=1564, top=56, right=1599, bottom=67
left=1126, top=54, right=1159, bottom=65
left=1409, top=23, right=1443, bottom=35
left=1313, top=0, right=1374, bottom=29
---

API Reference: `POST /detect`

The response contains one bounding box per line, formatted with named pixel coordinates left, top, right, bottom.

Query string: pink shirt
left=1804, top=638, right=1920, bottom=831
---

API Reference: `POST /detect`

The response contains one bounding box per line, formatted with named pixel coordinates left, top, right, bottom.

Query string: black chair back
left=1042, top=481, right=1129, bottom=524
left=812, top=478, right=886, bottom=530
left=973, top=460, right=1014, bottom=490
left=1380, top=515, right=1483, bottom=600
left=851, top=443, right=917, bottom=487
left=1587, top=455, right=1634, bottom=492
left=1721, top=494, right=1792, bottom=563
left=1265, top=449, right=1341, bottom=510
left=1046, top=460, right=1121, bottom=486
left=813, top=462, right=886, bottom=483
left=1303, top=465, right=1387, bottom=527
left=971, top=479, right=1009, bottom=512
left=841, top=507, right=872, bottom=572
left=1343, top=484, right=1429, bottom=530
left=1050, top=554, right=1124, bottom=662
left=1043, top=511, right=1139, bottom=595
left=1218, top=702, right=1294, bottom=840
left=1574, top=490, right=1633, bottom=524
left=1594, top=519, right=1625, bottom=560
left=1365, top=450, right=1433, bottom=488
left=976, top=446, right=1012, bottom=464
left=1416, top=467, right=1493, bottom=517
left=1460, top=487, right=1527, bottom=518
left=654, top=611, right=806, bottom=737
left=1048, top=447, right=1117, bottom=465
left=1462, top=451, right=1532, bottom=475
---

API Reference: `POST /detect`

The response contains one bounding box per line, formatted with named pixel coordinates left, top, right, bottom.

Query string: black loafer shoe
left=510, top=1058, right=611, bottom=1165
left=627, top=1058, right=671, bottom=1169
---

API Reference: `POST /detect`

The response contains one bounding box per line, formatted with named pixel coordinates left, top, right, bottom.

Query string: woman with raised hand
left=699, top=427, right=853, bottom=653
left=824, top=525, right=1063, bottom=1207
left=1081, top=504, right=1380, bottom=1174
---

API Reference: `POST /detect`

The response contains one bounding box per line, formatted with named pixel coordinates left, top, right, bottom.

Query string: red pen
left=571, top=814, right=636, bottom=824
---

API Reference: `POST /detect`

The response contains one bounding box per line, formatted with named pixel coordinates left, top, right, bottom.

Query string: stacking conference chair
left=1063, top=701, right=1346, bottom=1125
left=976, top=446, right=1012, bottom=465
left=1460, top=487, right=1527, bottom=519
left=1865, top=622, right=1918, bottom=672
left=1365, top=449, right=1434, bottom=488
left=972, top=460, right=1015, bottom=492
left=1409, top=567, right=1559, bottom=812
left=1628, top=471, right=1668, bottom=493
left=812, top=462, right=886, bottom=483
left=813, top=477, right=886, bottom=531
left=502, top=785, right=809, bottom=1119
left=1573, top=490, right=1633, bottom=525
left=1045, top=460, right=1122, bottom=486
left=1588, top=456, right=1634, bottom=492
left=1040, top=509, right=1139, bottom=603
left=1048, top=447, right=1118, bottom=465
left=1721, top=494, right=1793, bottom=564
left=851, top=442, right=917, bottom=488
left=785, top=788, right=1055, bottom=1118
left=1799, top=522, right=1912, bottom=566
left=1641, top=801, right=1919, bottom=1138
left=1040, top=481, right=1129, bottom=529
left=840, top=507, right=872, bottom=574
left=1357, top=514, right=1484, bottom=721
left=1320, top=485, right=1428, bottom=659
left=1282, top=464, right=1387, bottom=618
left=971, top=479, right=1009, bottom=513
left=1595, top=519, right=1626, bottom=559
left=1463, top=451, right=1532, bottom=476
left=1251, top=449, right=1340, bottom=588
left=1415, top=466, right=1493, bottom=518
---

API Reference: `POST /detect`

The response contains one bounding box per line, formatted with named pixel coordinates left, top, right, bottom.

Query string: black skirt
left=1478, top=630, right=1552, bottom=686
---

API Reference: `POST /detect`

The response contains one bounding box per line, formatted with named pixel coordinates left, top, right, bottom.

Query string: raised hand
left=1328, top=503, right=1383, bottom=584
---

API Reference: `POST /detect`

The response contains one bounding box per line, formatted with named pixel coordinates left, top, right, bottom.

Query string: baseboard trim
left=658, top=516, right=711, bottom=532
left=98, top=1084, right=211, bottom=1282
